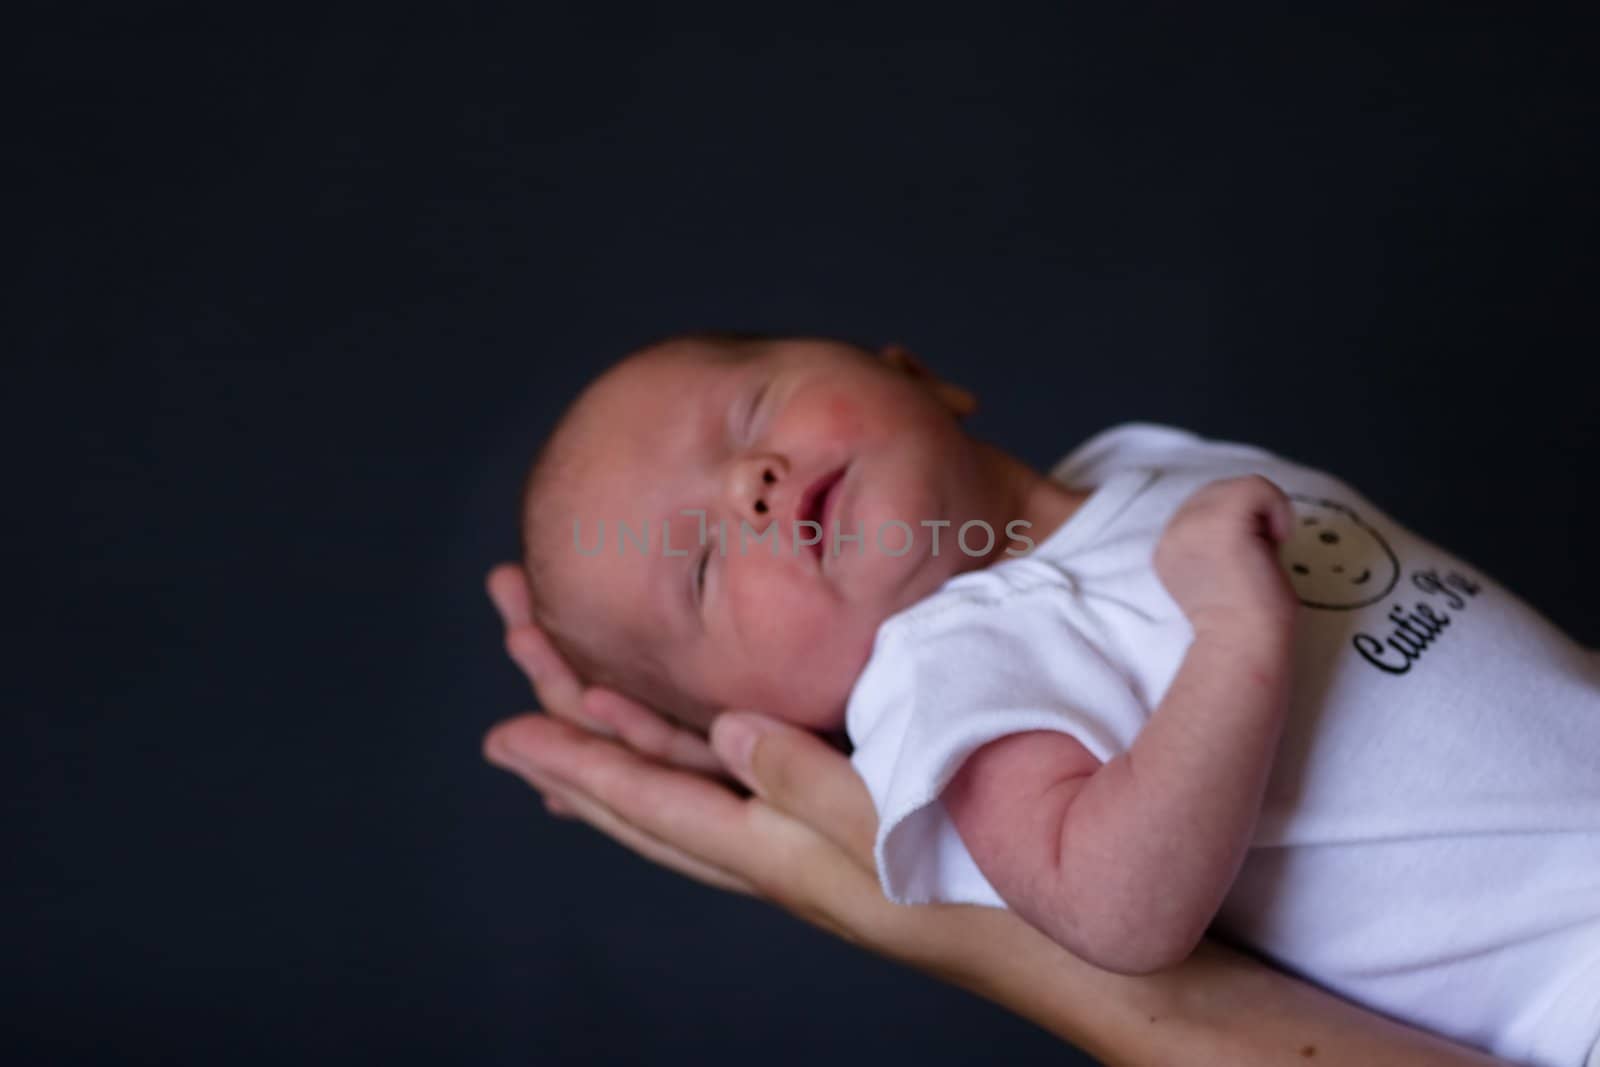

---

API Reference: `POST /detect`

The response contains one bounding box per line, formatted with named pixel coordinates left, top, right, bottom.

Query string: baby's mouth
left=1351, top=569, right=1372, bottom=585
left=797, top=465, right=848, bottom=559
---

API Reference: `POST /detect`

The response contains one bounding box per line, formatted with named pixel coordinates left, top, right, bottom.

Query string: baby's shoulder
left=876, top=552, right=1081, bottom=649
left=850, top=559, right=1116, bottom=721
left=1053, top=421, right=1279, bottom=484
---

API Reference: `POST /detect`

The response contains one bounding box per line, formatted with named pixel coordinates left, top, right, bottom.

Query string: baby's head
left=520, top=331, right=1004, bottom=734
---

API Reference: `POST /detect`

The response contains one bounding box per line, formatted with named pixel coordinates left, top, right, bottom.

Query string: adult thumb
left=709, top=711, right=876, bottom=871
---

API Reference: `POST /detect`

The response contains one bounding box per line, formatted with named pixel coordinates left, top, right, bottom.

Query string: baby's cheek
left=824, top=395, right=867, bottom=440
left=732, top=572, right=832, bottom=646
left=733, top=572, right=853, bottom=657
left=786, top=388, right=867, bottom=446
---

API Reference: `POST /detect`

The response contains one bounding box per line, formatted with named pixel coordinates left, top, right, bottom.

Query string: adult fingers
left=485, top=563, right=710, bottom=761
left=486, top=712, right=898, bottom=949
left=485, top=713, right=832, bottom=895
left=582, top=687, right=725, bottom=776
left=486, top=563, right=584, bottom=720
left=709, top=711, right=878, bottom=874
left=550, top=789, right=754, bottom=895
left=486, top=563, right=534, bottom=628
left=486, top=729, right=754, bottom=896
left=486, top=563, right=614, bottom=736
left=501, top=624, right=606, bottom=734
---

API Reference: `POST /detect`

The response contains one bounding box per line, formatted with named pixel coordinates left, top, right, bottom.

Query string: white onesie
left=846, top=422, right=1600, bottom=1067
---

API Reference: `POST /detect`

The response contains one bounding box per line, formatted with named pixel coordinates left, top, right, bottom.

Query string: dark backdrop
left=17, top=8, right=1598, bottom=1066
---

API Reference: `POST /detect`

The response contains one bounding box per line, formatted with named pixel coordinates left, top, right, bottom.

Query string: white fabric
left=846, top=422, right=1600, bottom=1067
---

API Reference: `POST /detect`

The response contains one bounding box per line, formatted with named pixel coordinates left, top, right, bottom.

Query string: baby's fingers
left=582, top=688, right=725, bottom=776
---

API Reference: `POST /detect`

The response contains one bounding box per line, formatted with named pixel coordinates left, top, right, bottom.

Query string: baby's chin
left=704, top=632, right=875, bottom=736
left=674, top=689, right=846, bottom=737
left=749, top=676, right=855, bottom=735
left=780, top=701, right=850, bottom=735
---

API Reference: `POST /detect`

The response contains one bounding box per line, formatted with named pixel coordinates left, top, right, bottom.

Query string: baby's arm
left=944, top=476, right=1298, bottom=976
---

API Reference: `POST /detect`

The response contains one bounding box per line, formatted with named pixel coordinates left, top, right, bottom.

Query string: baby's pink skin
left=534, top=336, right=1087, bottom=733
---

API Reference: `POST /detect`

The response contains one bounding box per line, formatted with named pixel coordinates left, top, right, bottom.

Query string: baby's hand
left=1154, top=475, right=1297, bottom=640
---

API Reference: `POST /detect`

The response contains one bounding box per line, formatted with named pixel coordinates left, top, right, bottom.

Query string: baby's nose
left=728, top=453, right=789, bottom=527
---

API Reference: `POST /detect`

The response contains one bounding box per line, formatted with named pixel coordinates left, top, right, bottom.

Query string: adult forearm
left=884, top=901, right=1508, bottom=1067
left=1000, top=934, right=1510, bottom=1067
left=1048, top=622, right=1294, bottom=972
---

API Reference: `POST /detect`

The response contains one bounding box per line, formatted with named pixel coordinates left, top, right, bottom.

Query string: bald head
left=516, top=330, right=785, bottom=727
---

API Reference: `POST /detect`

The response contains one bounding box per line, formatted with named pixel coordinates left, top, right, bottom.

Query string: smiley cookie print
left=1278, top=496, right=1400, bottom=610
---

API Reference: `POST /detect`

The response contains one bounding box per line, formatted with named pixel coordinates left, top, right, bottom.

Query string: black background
left=17, top=7, right=1598, bottom=1066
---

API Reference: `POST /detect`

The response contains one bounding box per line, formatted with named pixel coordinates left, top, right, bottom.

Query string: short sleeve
left=846, top=574, right=1150, bottom=906
left=1053, top=422, right=1276, bottom=487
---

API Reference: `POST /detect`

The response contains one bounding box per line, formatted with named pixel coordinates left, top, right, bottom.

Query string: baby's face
left=538, top=337, right=1000, bottom=732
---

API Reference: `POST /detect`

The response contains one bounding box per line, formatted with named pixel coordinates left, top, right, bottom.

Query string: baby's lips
left=794, top=465, right=847, bottom=532
left=786, top=466, right=846, bottom=564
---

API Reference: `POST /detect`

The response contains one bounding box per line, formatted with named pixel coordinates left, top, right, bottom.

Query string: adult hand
left=481, top=563, right=1508, bottom=1067
left=485, top=564, right=724, bottom=776
left=482, top=562, right=882, bottom=933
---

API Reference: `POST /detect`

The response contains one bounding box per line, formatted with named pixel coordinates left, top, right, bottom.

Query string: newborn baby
left=520, top=331, right=1600, bottom=1067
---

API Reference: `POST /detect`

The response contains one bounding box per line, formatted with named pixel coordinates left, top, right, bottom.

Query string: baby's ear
left=878, top=342, right=978, bottom=419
